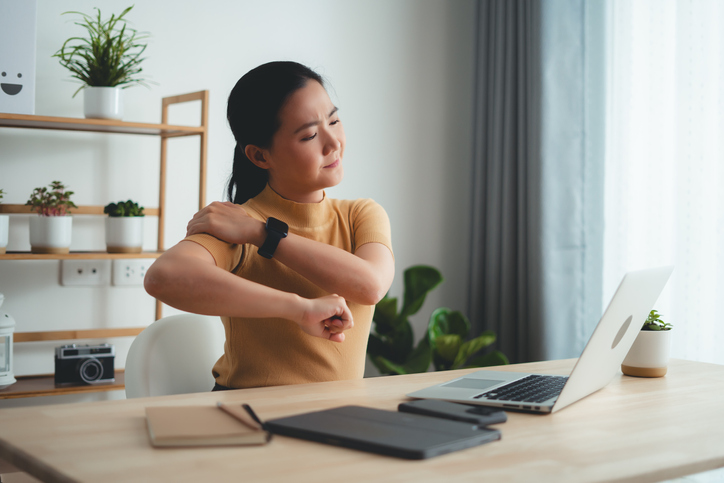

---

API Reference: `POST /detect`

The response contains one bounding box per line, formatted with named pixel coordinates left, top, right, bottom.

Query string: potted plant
left=0, top=189, right=8, bottom=254
left=621, top=310, right=673, bottom=377
left=53, top=5, right=151, bottom=120
left=367, top=265, right=508, bottom=375
left=25, top=181, right=77, bottom=254
left=104, top=200, right=144, bottom=253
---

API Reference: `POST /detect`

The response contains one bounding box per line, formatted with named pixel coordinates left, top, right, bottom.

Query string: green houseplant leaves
left=104, top=200, right=145, bottom=217
left=642, top=310, right=672, bottom=331
left=25, top=181, right=77, bottom=216
left=53, top=6, right=152, bottom=97
left=368, top=265, right=508, bottom=375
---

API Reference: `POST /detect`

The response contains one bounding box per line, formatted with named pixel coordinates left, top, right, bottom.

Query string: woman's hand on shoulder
left=186, top=201, right=265, bottom=246
left=295, top=294, right=353, bottom=343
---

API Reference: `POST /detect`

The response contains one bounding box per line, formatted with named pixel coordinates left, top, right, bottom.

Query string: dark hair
left=226, top=61, right=324, bottom=204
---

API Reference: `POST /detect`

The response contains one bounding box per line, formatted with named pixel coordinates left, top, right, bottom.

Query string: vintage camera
left=54, top=344, right=115, bottom=385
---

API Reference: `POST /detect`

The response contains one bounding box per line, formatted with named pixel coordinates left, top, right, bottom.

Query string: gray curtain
left=467, top=0, right=606, bottom=363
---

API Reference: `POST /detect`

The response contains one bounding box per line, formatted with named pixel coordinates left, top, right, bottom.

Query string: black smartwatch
left=258, top=217, right=288, bottom=259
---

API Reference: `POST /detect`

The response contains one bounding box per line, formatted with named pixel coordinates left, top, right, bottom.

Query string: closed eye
left=302, top=133, right=317, bottom=141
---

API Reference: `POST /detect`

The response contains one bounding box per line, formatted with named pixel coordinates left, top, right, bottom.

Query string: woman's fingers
left=298, top=295, right=354, bottom=342
left=185, top=202, right=254, bottom=243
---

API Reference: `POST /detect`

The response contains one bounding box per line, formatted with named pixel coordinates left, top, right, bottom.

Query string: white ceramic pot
left=105, top=217, right=143, bottom=253
left=83, top=86, right=124, bottom=120
left=0, top=293, right=17, bottom=389
left=29, top=216, right=72, bottom=254
left=621, top=329, right=672, bottom=377
left=0, top=215, right=8, bottom=254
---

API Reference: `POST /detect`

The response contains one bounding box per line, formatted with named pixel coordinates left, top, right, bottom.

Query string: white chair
left=125, top=314, right=226, bottom=398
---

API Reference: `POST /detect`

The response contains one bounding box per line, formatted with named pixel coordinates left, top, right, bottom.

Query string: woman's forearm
left=271, top=234, right=393, bottom=306
left=144, top=244, right=304, bottom=320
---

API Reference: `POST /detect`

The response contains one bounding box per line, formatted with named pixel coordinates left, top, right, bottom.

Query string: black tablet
left=265, top=405, right=501, bottom=460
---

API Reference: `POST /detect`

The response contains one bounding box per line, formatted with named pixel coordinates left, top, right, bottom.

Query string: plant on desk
left=642, top=310, right=673, bottom=331
left=104, top=200, right=145, bottom=253
left=25, top=181, right=77, bottom=254
left=622, top=309, right=673, bottom=378
left=367, top=265, right=508, bottom=375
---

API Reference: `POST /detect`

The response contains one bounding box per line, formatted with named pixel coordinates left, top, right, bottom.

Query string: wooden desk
left=0, top=359, right=722, bottom=483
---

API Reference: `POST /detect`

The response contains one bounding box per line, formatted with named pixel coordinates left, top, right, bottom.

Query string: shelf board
left=0, top=112, right=204, bottom=137
left=0, top=205, right=159, bottom=216
left=0, top=251, right=163, bottom=260
left=15, top=327, right=146, bottom=343
left=0, top=370, right=126, bottom=399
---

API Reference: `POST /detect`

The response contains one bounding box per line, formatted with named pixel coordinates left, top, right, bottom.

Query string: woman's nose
left=322, top=129, right=342, bottom=156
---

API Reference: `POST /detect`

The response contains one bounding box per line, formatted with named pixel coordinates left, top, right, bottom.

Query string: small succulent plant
left=642, top=310, right=672, bottom=331
left=104, top=200, right=144, bottom=217
left=26, top=181, right=77, bottom=216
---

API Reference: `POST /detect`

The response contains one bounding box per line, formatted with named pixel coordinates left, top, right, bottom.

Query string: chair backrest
left=125, top=314, right=225, bottom=398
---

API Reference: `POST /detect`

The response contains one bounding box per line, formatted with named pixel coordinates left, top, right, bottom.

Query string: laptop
left=407, top=266, right=674, bottom=414
left=264, top=405, right=501, bottom=459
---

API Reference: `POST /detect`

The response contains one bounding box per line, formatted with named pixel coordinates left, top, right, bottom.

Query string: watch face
left=266, top=217, right=288, bottom=235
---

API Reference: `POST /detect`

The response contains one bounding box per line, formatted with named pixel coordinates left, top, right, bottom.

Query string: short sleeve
left=183, top=233, right=245, bottom=272
left=350, top=199, right=393, bottom=258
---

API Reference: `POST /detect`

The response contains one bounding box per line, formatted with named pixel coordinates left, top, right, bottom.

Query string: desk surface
left=0, top=359, right=722, bottom=483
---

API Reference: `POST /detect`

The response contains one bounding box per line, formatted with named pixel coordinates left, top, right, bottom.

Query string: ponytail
left=227, top=145, right=268, bottom=205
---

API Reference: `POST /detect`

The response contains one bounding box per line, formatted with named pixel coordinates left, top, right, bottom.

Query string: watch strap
left=258, top=217, right=288, bottom=259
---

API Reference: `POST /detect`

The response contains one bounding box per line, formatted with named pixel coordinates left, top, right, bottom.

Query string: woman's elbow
left=144, top=262, right=171, bottom=299
left=357, top=279, right=389, bottom=306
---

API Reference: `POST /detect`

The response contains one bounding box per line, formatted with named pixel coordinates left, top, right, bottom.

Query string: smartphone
left=398, top=399, right=507, bottom=426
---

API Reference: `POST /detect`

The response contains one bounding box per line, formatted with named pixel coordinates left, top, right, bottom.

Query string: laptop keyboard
left=474, top=375, right=568, bottom=403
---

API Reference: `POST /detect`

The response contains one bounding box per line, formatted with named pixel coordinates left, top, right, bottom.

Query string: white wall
left=0, top=0, right=476, bottom=407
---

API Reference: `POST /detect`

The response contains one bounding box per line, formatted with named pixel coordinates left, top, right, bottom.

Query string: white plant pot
left=29, top=216, right=72, bottom=254
left=105, top=217, right=143, bottom=253
left=621, top=329, right=672, bottom=377
left=0, top=215, right=8, bottom=254
left=84, top=86, right=124, bottom=120
left=0, top=294, right=17, bottom=390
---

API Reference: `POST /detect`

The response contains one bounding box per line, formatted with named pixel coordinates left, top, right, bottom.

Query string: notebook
left=145, top=403, right=272, bottom=447
left=407, top=266, right=673, bottom=414
left=264, top=405, right=501, bottom=460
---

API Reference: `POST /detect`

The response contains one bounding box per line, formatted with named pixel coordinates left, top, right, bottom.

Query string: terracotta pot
left=621, top=329, right=672, bottom=377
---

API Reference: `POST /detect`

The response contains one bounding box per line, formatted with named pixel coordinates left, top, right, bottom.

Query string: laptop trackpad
left=443, top=378, right=505, bottom=390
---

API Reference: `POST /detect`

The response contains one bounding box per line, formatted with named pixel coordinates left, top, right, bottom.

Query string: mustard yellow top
left=184, top=185, right=393, bottom=388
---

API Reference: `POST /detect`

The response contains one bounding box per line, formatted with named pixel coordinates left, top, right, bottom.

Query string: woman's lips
left=324, top=159, right=340, bottom=168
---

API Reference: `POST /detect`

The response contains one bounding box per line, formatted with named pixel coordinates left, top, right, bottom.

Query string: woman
left=144, top=61, right=395, bottom=390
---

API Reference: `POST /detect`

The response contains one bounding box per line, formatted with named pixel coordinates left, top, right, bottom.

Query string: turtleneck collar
left=248, top=184, right=333, bottom=229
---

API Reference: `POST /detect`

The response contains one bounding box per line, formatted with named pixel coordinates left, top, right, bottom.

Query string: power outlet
left=112, top=259, right=150, bottom=286
left=61, top=260, right=110, bottom=286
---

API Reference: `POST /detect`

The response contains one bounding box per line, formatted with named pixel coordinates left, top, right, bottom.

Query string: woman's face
left=263, top=80, right=346, bottom=203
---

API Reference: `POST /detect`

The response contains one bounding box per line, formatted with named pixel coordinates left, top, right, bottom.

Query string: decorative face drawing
left=1, top=71, right=23, bottom=95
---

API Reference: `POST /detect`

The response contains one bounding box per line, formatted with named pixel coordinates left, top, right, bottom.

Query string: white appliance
left=0, top=0, right=38, bottom=115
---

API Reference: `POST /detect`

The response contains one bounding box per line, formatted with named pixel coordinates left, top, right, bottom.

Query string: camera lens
left=79, top=358, right=103, bottom=383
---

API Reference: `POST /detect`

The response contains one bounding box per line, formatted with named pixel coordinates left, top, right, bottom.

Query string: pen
left=217, top=402, right=265, bottom=431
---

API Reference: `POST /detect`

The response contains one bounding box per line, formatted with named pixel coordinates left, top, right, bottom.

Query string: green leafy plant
left=26, top=181, right=77, bottom=216
left=0, top=189, right=4, bottom=204
left=53, top=5, right=151, bottom=97
left=104, top=200, right=144, bottom=217
left=642, top=310, right=672, bottom=331
left=368, top=265, right=508, bottom=375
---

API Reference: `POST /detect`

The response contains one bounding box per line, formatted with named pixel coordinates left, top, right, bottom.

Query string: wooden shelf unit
left=0, top=91, right=208, bottom=399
